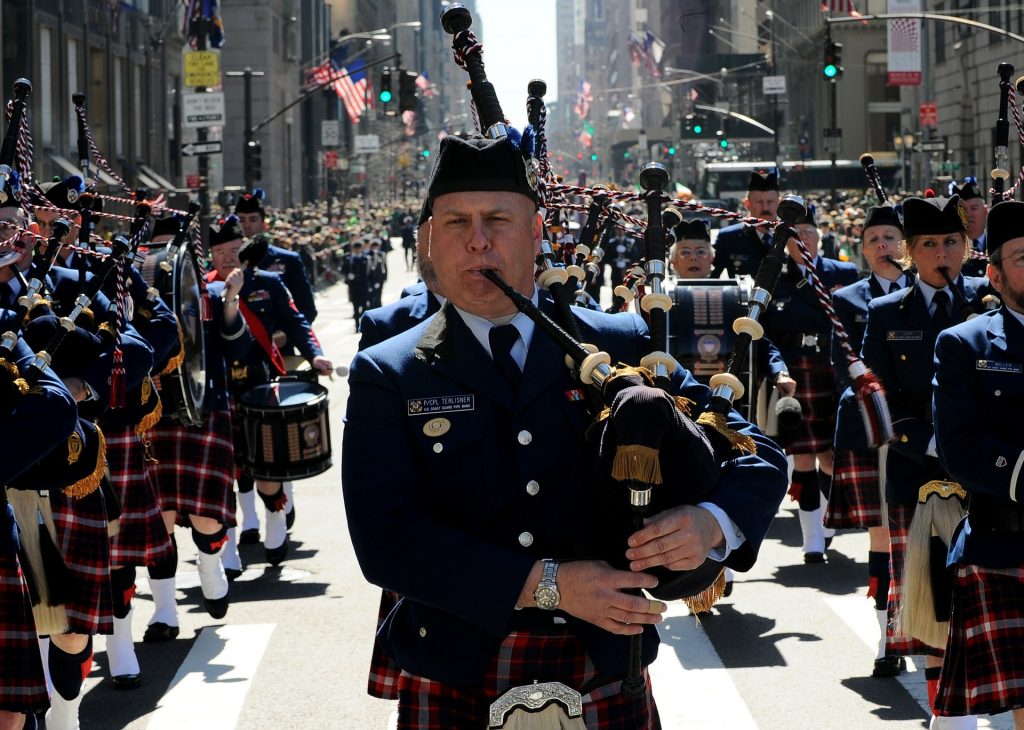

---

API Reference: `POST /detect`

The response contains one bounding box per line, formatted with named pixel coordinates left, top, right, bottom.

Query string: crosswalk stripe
left=146, top=623, right=276, bottom=730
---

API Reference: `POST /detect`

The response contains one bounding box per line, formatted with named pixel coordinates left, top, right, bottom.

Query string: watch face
left=535, top=585, right=560, bottom=610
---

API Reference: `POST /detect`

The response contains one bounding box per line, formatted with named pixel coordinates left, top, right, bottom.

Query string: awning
left=48, top=153, right=120, bottom=187
left=139, top=164, right=178, bottom=192
left=135, top=170, right=161, bottom=190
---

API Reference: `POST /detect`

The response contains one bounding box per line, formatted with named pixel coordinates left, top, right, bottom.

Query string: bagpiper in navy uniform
left=932, top=200, right=1024, bottom=728
left=761, top=205, right=859, bottom=563
left=208, top=216, right=332, bottom=567
left=711, top=170, right=781, bottom=278
left=827, top=204, right=911, bottom=677
left=950, top=177, right=989, bottom=279
left=367, top=237, right=388, bottom=309
left=861, top=195, right=988, bottom=729
left=342, top=239, right=372, bottom=324
left=601, top=224, right=641, bottom=289
left=141, top=216, right=253, bottom=642
left=342, top=133, right=789, bottom=728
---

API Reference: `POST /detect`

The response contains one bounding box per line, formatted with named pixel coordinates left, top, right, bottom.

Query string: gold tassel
left=673, top=395, right=695, bottom=416
left=62, top=427, right=107, bottom=499
left=134, top=397, right=163, bottom=435
left=685, top=567, right=727, bottom=615
left=159, top=324, right=186, bottom=376
left=611, top=444, right=663, bottom=485
left=695, top=411, right=757, bottom=454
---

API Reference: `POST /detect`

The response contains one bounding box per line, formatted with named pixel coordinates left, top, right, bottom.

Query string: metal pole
left=830, top=77, right=838, bottom=204
left=244, top=68, right=253, bottom=191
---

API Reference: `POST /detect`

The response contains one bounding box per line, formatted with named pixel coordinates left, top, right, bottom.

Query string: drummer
left=207, top=215, right=332, bottom=567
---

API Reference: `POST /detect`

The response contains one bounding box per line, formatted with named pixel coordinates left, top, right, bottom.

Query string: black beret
left=948, top=177, right=984, bottom=202
left=864, top=205, right=903, bottom=233
left=235, top=189, right=266, bottom=216
left=421, top=135, right=539, bottom=221
left=902, top=195, right=967, bottom=239
left=985, top=200, right=1024, bottom=256
left=151, top=215, right=182, bottom=240
left=42, top=175, right=86, bottom=211
left=674, top=220, right=710, bottom=242
left=748, top=170, right=779, bottom=192
left=800, top=204, right=818, bottom=227
left=209, top=215, right=244, bottom=247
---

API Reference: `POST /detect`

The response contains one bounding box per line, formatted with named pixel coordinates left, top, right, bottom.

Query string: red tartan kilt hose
left=886, top=503, right=942, bottom=658
left=936, top=563, right=1024, bottom=717
left=787, top=355, right=837, bottom=456
left=826, top=448, right=884, bottom=529
left=106, top=428, right=174, bottom=567
left=0, top=507, right=48, bottom=713
left=395, top=630, right=659, bottom=730
left=50, top=486, right=114, bottom=636
left=145, top=411, right=237, bottom=528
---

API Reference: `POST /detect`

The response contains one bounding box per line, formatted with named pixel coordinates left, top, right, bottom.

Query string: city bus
left=699, top=158, right=902, bottom=202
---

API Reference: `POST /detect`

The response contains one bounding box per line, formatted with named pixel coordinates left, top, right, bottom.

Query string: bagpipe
left=440, top=3, right=789, bottom=717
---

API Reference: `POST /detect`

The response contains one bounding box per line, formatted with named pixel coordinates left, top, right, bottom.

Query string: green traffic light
left=668, top=146, right=676, bottom=155
left=379, top=90, right=393, bottom=103
left=623, top=151, right=630, bottom=159
left=422, top=149, right=430, bottom=157
left=590, top=153, right=598, bottom=161
left=823, top=64, right=838, bottom=79
left=693, top=124, right=703, bottom=135
left=719, top=139, right=729, bottom=149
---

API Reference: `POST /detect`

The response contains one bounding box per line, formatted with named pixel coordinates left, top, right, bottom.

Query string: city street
left=76, top=247, right=1013, bottom=730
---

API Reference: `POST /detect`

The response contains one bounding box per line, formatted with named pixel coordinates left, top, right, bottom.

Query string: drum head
left=241, top=379, right=326, bottom=410
left=174, top=249, right=206, bottom=417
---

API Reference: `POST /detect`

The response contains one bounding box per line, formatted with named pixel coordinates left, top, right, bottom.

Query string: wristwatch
left=533, top=559, right=561, bottom=610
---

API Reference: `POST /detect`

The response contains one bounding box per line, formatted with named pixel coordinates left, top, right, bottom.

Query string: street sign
left=183, top=51, right=221, bottom=88
left=321, top=120, right=340, bottom=147
left=917, top=141, right=945, bottom=153
left=919, top=102, right=938, bottom=127
left=180, top=140, right=223, bottom=157
left=183, top=92, right=225, bottom=128
left=822, top=127, right=843, bottom=137
left=822, top=127, right=842, bottom=155
left=324, top=150, right=339, bottom=169
left=762, top=76, right=786, bottom=95
left=186, top=174, right=203, bottom=189
left=354, top=134, right=381, bottom=154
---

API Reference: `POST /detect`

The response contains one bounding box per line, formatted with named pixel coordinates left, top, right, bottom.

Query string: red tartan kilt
left=936, top=564, right=1024, bottom=717
left=786, top=355, right=837, bottom=455
left=825, top=448, right=883, bottom=529
left=368, top=590, right=401, bottom=700
left=395, top=630, right=659, bottom=729
left=106, top=428, right=173, bottom=567
left=0, top=507, right=48, bottom=713
left=145, top=411, right=236, bottom=528
left=50, top=487, right=113, bottom=636
left=886, top=503, right=942, bottom=657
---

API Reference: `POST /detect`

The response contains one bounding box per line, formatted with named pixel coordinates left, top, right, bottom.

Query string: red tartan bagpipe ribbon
left=206, top=270, right=286, bottom=377
left=788, top=236, right=894, bottom=447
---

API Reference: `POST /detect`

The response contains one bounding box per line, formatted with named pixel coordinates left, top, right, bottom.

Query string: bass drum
left=669, top=277, right=756, bottom=420
left=139, top=243, right=206, bottom=426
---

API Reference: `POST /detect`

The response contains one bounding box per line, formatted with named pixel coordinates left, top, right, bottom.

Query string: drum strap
left=237, top=298, right=287, bottom=377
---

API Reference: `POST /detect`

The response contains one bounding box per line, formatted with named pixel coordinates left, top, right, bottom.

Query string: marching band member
left=949, top=177, right=989, bottom=278
left=932, top=199, right=1024, bottom=729
left=669, top=220, right=714, bottom=279
left=711, top=170, right=780, bottom=278
left=342, top=134, right=788, bottom=728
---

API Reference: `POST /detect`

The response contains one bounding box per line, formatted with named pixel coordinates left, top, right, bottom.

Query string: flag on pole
left=415, top=71, right=436, bottom=98
left=305, top=61, right=334, bottom=93
left=327, top=49, right=371, bottom=124
left=184, top=0, right=226, bottom=49
left=573, top=79, right=592, bottom=119
left=627, top=30, right=666, bottom=77
left=821, top=0, right=862, bottom=17
left=578, top=121, right=594, bottom=147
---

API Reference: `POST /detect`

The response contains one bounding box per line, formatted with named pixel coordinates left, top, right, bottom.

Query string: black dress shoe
left=204, top=595, right=229, bottom=620
left=225, top=567, right=243, bottom=581
left=285, top=505, right=295, bottom=530
left=265, top=540, right=289, bottom=567
left=142, top=622, right=180, bottom=643
left=872, top=655, right=906, bottom=677
left=803, top=551, right=826, bottom=564
left=111, top=672, right=142, bottom=690
left=239, top=528, right=260, bottom=545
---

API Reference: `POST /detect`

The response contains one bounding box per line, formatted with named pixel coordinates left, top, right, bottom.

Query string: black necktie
left=889, top=280, right=901, bottom=295
left=932, top=290, right=951, bottom=330
left=489, top=324, right=522, bottom=392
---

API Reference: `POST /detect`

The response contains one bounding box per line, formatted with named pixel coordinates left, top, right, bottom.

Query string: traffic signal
left=719, top=138, right=729, bottom=150
left=245, top=139, right=262, bottom=181
left=399, top=71, right=418, bottom=113
left=681, top=113, right=707, bottom=138
left=823, top=41, right=843, bottom=80
left=590, top=153, right=598, bottom=161
left=379, top=69, right=393, bottom=104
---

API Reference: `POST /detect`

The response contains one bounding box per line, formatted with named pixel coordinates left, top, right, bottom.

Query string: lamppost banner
left=887, top=0, right=922, bottom=86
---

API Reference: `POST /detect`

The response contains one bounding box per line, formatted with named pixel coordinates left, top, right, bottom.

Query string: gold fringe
left=695, top=411, right=758, bottom=454
left=159, top=324, right=186, bottom=376
left=0, top=357, right=18, bottom=377
left=611, top=444, right=663, bottom=485
left=134, top=397, right=163, bottom=435
left=673, top=395, right=695, bottom=416
left=62, top=427, right=107, bottom=499
left=685, top=568, right=727, bottom=615
left=80, top=306, right=94, bottom=324
left=12, top=377, right=30, bottom=395
left=28, top=298, right=52, bottom=315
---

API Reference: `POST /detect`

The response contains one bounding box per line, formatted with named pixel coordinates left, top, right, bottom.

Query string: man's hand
left=774, top=374, right=797, bottom=397
left=626, top=505, right=725, bottom=572
left=311, top=355, right=333, bottom=376
left=223, top=267, right=244, bottom=300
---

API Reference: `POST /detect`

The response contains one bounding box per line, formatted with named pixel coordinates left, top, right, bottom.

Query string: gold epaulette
left=63, top=426, right=107, bottom=499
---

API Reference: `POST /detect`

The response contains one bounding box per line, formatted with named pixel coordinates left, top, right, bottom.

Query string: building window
left=40, top=27, right=53, bottom=146
left=935, top=4, right=946, bottom=63
left=67, top=38, right=80, bottom=151
left=991, top=0, right=1004, bottom=42
left=114, top=60, right=124, bottom=156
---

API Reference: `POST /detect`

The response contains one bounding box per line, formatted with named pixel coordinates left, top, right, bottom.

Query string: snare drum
left=237, top=379, right=332, bottom=480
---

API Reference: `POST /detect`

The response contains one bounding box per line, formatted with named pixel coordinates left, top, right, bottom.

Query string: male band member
left=367, top=237, right=388, bottom=309
left=932, top=199, right=1024, bottom=730
left=208, top=216, right=331, bottom=565
left=711, top=170, right=781, bottom=278
left=342, top=240, right=372, bottom=323
left=342, top=134, right=788, bottom=727
left=762, top=206, right=859, bottom=563
left=828, top=204, right=910, bottom=676
left=950, top=177, right=989, bottom=278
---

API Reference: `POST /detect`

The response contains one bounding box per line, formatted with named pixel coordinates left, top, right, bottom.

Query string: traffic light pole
left=830, top=78, right=838, bottom=204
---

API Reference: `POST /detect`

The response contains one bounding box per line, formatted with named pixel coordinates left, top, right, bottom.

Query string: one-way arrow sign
left=180, top=140, right=223, bottom=157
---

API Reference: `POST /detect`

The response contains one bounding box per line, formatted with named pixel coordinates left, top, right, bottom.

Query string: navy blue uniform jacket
left=359, top=287, right=441, bottom=350
left=342, top=300, right=789, bottom=685
left=711, top=223, right=770, bottom=278
left=861, top=275, right=988, bottom=504
left=203, top=280, right=255, bottom=412
left=261, top=243, right=317, bottom=324
left=933, top=308, right=1024, bottom=568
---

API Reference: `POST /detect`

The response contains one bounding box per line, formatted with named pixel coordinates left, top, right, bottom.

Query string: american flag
left=573, top=79, right=592, bottom=119
left=332, top=56, right=371, bottom=124
left=305, top=61, right=334, bottom=93
left=415, top=71, right=436, bottom=98
left=821, top=0, right=862, bottom=17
